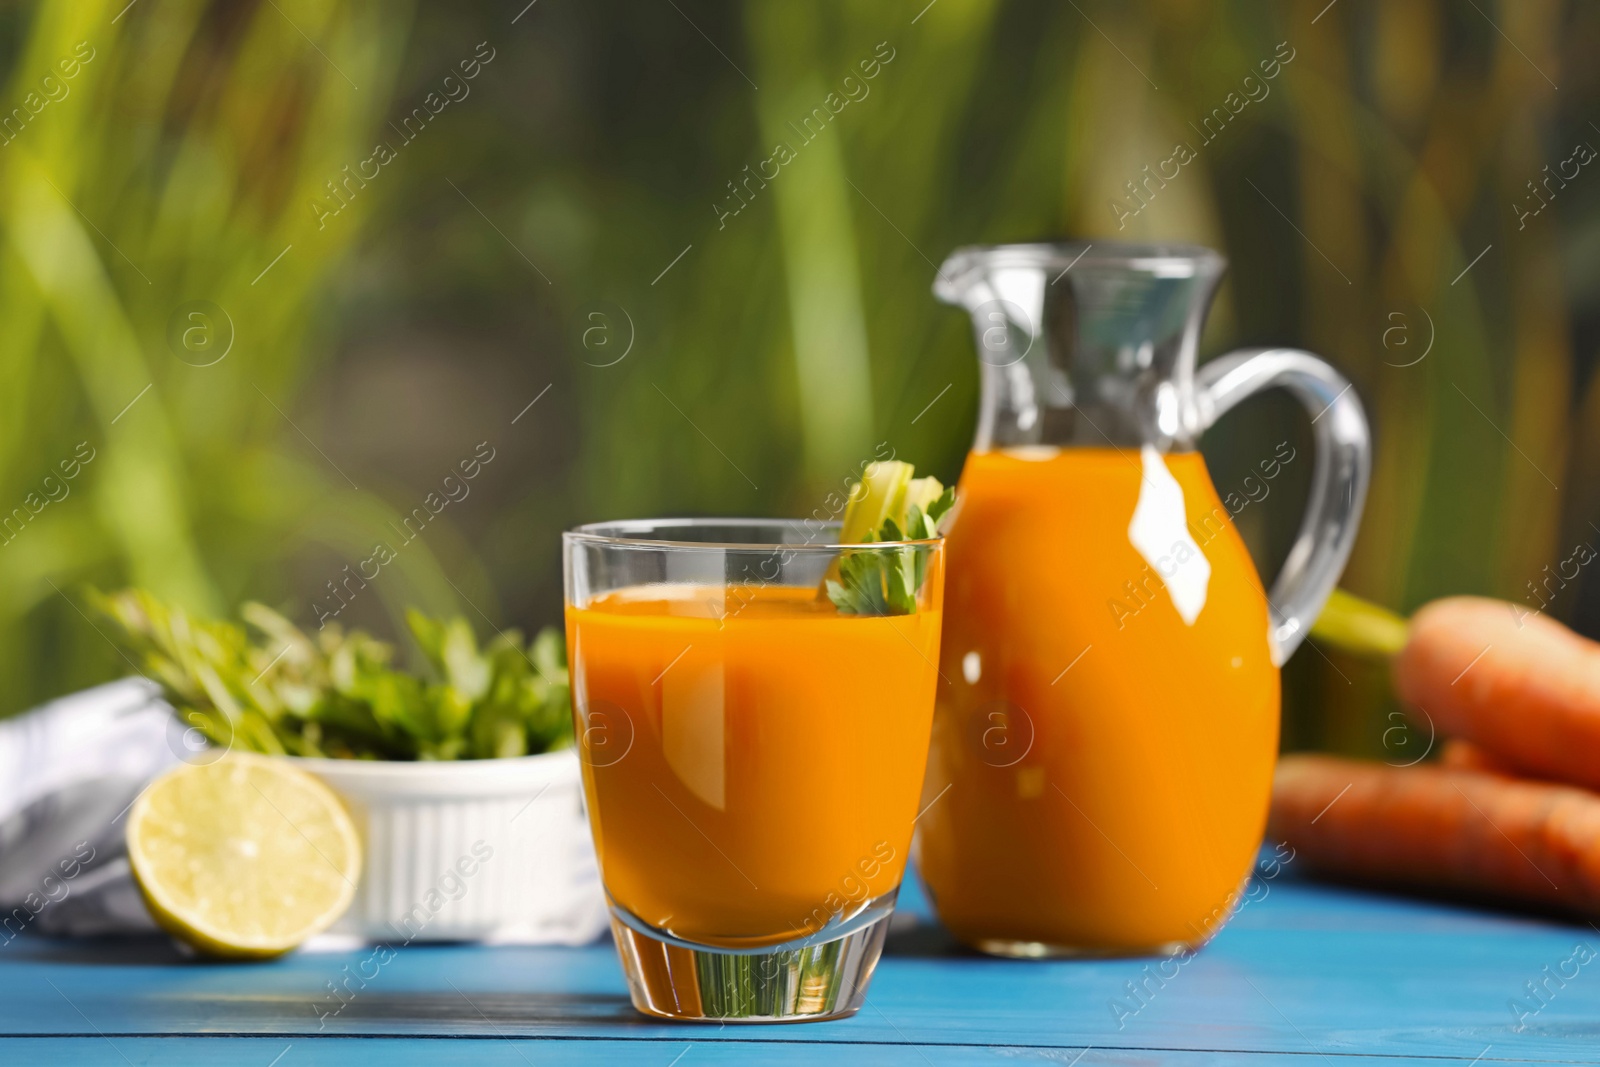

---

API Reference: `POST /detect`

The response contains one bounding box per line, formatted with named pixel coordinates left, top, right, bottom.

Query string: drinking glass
left=563, top=519, right=944, bottom=1021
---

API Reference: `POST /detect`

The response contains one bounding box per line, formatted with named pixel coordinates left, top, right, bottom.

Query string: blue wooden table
left=5, top=869, right=1597, bottom=1065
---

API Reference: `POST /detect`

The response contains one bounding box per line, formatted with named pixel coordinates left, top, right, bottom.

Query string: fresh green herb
left=825, top=462, right=955, bottom=616
left=95, top=589, right=572, bottom=761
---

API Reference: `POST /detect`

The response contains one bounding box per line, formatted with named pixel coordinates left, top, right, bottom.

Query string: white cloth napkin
left=0, top=678, right=174, bottom=938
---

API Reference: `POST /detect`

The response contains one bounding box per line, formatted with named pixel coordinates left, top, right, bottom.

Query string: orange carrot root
left=1269, top=754, right=1600, bottom=915
left=1438, top=739, right=1515, bottom=776
left=1395, top=596, right=1600, bottom=793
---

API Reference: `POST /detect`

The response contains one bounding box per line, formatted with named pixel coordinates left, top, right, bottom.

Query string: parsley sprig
left=825, top=462, right=955, bottom=616
left=96, top=589, right=572, bottom=761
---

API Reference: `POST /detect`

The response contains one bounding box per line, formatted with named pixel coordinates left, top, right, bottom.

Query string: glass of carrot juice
left=563, top=519, right=944, bottom=1021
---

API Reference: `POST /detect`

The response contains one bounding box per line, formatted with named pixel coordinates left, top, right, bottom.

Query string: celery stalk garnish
left=825, top=461, right=955, bottom=616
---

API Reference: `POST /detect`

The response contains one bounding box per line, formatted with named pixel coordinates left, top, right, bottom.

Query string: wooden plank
left=0, top=1037, right=1554, bottom=1066
left=2, top=875, right=1597, bottom=1061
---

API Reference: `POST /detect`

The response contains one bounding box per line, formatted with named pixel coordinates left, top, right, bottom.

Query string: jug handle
left=1192, top=349, right=1371, bottom=667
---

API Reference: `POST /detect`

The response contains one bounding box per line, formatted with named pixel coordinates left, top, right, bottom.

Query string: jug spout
left=934, top=242, right=1225, bottom=452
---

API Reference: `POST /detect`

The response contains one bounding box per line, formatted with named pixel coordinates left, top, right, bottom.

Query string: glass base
left=972, top=937, right=1196, bottom=959
left=608, top=894, right=896, bottom=1022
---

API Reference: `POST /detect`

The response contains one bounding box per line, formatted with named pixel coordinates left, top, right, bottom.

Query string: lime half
left=127, top=753, right=361, bottom=958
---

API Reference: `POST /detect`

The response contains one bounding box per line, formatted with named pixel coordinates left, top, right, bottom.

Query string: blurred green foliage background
left=1, top=0, right=1596, bottom=759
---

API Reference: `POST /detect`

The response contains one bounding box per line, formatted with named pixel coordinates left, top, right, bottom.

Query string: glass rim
left=562, top=517, right=943, bottom=551
left=935, top=241, right=1226, bottom=295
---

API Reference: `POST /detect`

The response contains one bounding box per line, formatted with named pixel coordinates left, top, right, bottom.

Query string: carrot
left=1439, top=739, right=1516, bottom=776
left=1313, top=592, right=1600, bottom=793
left=1269, top=754, right=1600, bottom=915
left=1393, top=597, right=1600, bottom=792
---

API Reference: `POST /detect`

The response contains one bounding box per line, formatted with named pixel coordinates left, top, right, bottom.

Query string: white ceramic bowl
left=291, top=749, right=607, bottom=944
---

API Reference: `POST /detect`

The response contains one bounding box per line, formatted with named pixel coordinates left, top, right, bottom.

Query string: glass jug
left=918, top=242, right=1370, bottom=956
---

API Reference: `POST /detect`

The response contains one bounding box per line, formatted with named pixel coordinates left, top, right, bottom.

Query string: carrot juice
left=566, top=582, right=942, bottom=948
left=918, top=447, right=1280, bottom=954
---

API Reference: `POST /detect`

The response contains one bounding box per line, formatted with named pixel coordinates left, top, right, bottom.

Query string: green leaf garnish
left=824, top=463, right=954, bottom=616
left=94, top=588, right=572, bottom=761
